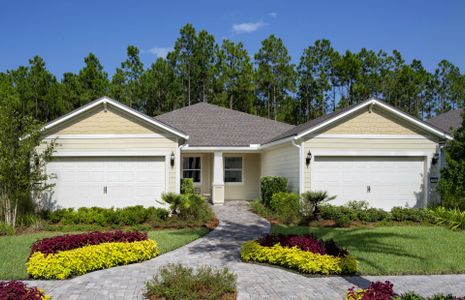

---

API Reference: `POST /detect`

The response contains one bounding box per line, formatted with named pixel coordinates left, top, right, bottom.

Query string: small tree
left=0, top=82, right=56, bottom=228
left=301, top=191, right=336, bottom=220
left=439, top=111, right=465, bottom=209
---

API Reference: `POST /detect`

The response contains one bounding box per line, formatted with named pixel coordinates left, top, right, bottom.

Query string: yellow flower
left=27, top=240, right=159, bottom=280
left=240, top=241, right=357, bottom=274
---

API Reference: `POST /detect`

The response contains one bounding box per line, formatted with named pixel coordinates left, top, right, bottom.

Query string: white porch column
left=212, top=151, right=225, bottom=204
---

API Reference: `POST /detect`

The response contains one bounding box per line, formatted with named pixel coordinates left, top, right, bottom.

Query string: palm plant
left=161, top=192, right=185, bottom=215
left=301, top=191, right=336, bottom=220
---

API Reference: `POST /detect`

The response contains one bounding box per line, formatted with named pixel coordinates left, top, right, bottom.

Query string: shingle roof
left=427, top=109, right=463, bottom=134
left=155, top=102, right=294, bottom=146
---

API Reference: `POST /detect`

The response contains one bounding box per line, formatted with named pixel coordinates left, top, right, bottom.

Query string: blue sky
left=1, top=0, right=464, bottom=78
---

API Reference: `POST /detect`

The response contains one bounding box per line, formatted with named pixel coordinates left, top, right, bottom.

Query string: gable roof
left=267, top=98, right=453, bottom=144
left=43, top=97, right=189, bottom=139
left=155, top=102, right=294, bottom=146
left=427, top=109, right=463, bottom=134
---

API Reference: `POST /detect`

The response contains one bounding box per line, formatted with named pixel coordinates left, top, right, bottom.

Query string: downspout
left=291, top=138, right=304, bottom=195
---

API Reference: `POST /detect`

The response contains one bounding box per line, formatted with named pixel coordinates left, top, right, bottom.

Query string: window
left=182, top=157, right=201, bottom=183
left=224, top=156, right=243, bottom=183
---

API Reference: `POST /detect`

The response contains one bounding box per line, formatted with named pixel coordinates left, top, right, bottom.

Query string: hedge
left=27, top=240, right=159, bottom=279
left=260, top=176, right=288, bottom=207
left=43, top=205, right=169, bottom=226
left=241, top=241, right=357, bottom=274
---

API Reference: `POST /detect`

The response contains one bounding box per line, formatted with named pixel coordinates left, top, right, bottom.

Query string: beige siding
left=50, top=106, right=167, bottom=135
left=40, top=104, right=179, bottom=194
left=323, top=107, right=429, bottom=136
left=303, top=137, right=438, bottom=192
left=225, top=153, right=261, bottom=200
left=262, top=144, right=299, bottom=193
left=302, top=105, right=440, bottom=193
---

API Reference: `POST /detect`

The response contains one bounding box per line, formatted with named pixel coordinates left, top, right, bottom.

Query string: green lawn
left=271, top=224, right=465, bottom=275
left=0, top=228, right=208, bottom=280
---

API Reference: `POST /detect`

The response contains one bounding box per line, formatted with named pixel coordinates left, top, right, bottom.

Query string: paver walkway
left=26, top=201, right=465, bottom=299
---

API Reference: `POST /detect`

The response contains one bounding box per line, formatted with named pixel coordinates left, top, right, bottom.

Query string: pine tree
left=255, top=35, right=297, bottom=121
left=439, top=112, right=465, bottom=209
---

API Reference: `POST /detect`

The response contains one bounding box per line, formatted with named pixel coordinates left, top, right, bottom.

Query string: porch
left=180, top=152, right=261, bottom=204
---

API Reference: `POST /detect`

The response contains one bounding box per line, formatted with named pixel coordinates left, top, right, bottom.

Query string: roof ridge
left=155, top=101, right=294, bottom=128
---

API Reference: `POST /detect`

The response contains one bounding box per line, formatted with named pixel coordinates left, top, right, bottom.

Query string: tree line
left=1, top=23, right=464, bottom=126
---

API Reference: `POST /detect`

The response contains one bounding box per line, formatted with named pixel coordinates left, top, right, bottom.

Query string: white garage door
left=311, top=156, right=425, bottom=210
left=46, top=157, right=166, bottom=208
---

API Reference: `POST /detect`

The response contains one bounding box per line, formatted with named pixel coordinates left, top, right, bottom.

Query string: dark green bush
left=43, top=206, right=170, bottom=226
left=335, top=215, right=351, bottom=227
left=320, top=205, right=389, bottom=223
left=260, top=176, right=288, bottom=207
left=391, top=207, right=426, bottom=222
left=363, top=208, right=390, bottom=222
left=145, top=264, right=236, bottom=300
left=181, top=178, right=194, bottom=195
left=270, top=192, right=301, bottom=225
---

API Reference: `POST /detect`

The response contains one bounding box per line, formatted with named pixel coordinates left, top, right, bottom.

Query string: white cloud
left=148, top=47, right=172, bottom=58
left=232, top=20, right=266, bottom=34
left=268, top=12, right=277, bottom=18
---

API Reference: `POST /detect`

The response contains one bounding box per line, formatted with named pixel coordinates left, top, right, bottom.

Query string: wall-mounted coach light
left=306, top=151, right=312, bottom=166
left=170, top=152, right=175, bottom=167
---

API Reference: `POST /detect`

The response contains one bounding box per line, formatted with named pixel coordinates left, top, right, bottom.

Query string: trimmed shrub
left=270, top=192, right=301, bottom=224
left=320, top=205, right=389, bottom=223
left=335, top=215, right=351, bottom=227
left=362, top=208, right=390, bottom=222
left=241, top=241, right=357, bottom=274
left=258, top=234, right=348, bottom=257
left=144, top=264, right=237, bottom=300
left=43, top=206, right=170, bottom=226
left=260, top=176, right=288, bottom=207
left=30, top=231, right=147, bottom=256
left=0, top=281, right=50, bottom=300
left=391, top=207, right=426, bottom=222
left=27, top=239, right=159, bottom=279
left=180, top=178, right=194, bottom=195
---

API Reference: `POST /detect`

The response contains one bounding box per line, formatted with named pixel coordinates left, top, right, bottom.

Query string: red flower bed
left=0, top=281, right=48, bottom=300
left=257, top=234, right=348, bottom=257
left=30, top=230, right=148, bottom=256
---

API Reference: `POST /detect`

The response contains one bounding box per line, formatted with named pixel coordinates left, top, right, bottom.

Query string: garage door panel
left=312, top=156, right=424, bottom=210
left=47, top=156, right=166, bottom=209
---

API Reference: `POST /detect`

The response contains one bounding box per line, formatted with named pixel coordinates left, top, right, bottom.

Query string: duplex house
left=39, top=97, right=452, bottom=211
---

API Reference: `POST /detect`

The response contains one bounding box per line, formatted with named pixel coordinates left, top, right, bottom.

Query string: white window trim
left=223, top=155, right=244, bottom=185
left=182, top=155, right=202, bottom=185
